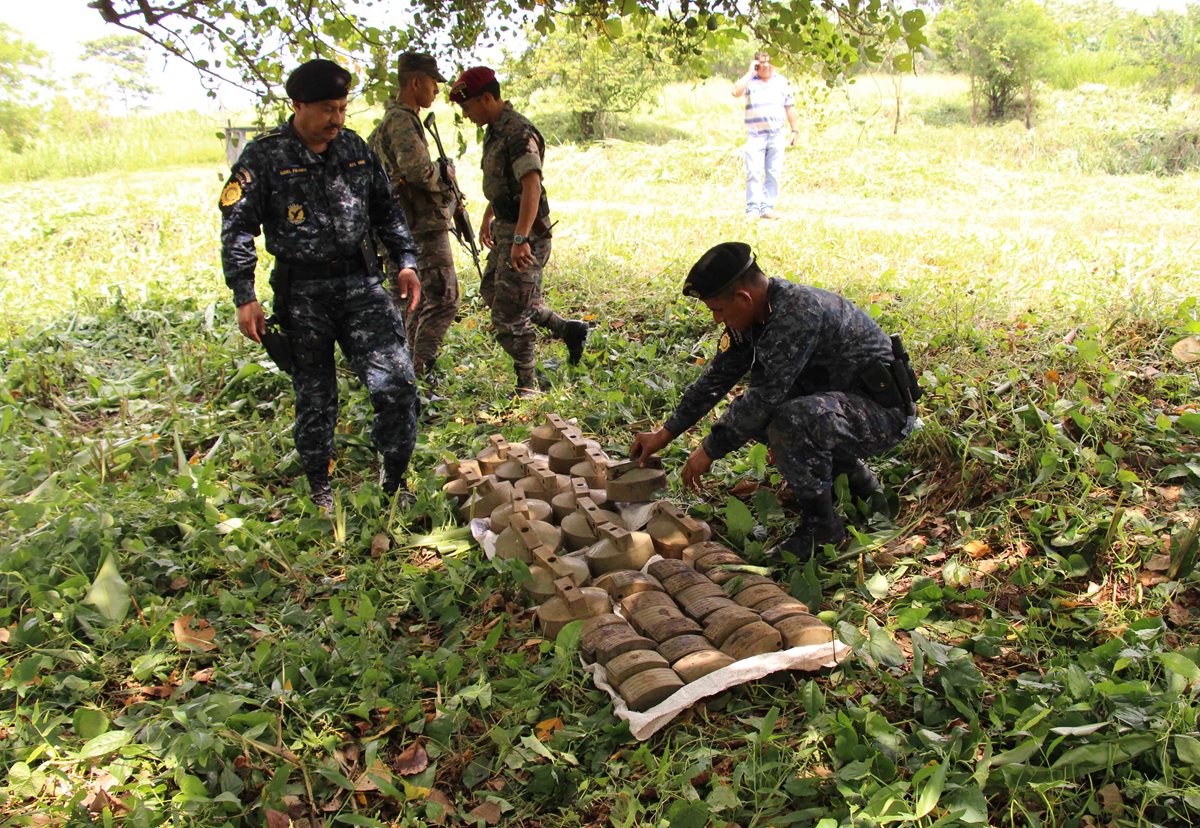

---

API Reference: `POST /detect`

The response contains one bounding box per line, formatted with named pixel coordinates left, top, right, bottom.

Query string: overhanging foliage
left=87, top=0, right=927, bottom=102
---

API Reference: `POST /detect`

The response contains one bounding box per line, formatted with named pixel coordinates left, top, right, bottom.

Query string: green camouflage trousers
left=481, top=221, right=567, bottom=386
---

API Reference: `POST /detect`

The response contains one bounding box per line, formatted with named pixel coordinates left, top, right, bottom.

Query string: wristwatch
left=513, top=233, right=529, bottom=245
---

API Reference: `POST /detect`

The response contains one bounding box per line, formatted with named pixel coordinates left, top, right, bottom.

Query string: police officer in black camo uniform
left=219, top=59, right=422, bottom=510
left=631, top=242, right=918, bottom=559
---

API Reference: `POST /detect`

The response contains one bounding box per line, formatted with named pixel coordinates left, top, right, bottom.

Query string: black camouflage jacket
left=664, top=278, right=895, bottom=460
left=219, top=118, right=418, bottom=307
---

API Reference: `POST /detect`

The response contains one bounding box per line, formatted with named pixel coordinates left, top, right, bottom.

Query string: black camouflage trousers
left=763, top=391, right=908, bottom=499
left=284, top=271, right=418, bottom=479
left=481, top=221, right=568, bottom=386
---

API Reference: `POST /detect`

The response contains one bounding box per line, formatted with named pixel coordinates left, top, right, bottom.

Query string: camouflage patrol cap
left=683, top=242, right=757, bottom=299
left=449, top=66, right=497, bottom=103
left=398, top=51, right=446, bottom=82
left=285, top=59, right=353, bottom=103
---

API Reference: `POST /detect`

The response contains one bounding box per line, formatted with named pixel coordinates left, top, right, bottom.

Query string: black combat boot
left=307, top=470, right=333, bottom=511
left=562, top=320, right=589, bottom=365
left=840, top=459, right=882, bottom=500
left=779, top=489, right=846, bottom=561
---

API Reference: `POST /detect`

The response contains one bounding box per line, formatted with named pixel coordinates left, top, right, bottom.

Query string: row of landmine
left=439, top=414, right=838, bottom=712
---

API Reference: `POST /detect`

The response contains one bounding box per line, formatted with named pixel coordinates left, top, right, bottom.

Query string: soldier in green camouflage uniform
left=449, top=66, right=589, bottom=397
left=368, top=52, right=459, bottom=381
left=219, top=59, right=422, bottom=509
left=632, top=243, right=918, bottom=560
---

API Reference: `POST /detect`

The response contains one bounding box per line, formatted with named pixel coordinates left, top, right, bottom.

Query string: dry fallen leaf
left=370, top=534, right=390, bottom=556
left=192, top=668, right=214, bottom=684
left=173, top=615, right=218, bottom=652
left=963, top=540, right=992, bottom=559
left=0, top=627, right=10, bottom=644
left=355, top=760, right=393, bottom=792
left=169, top=576, right=189, bottom=591
left=468, top=801, right=503, bottom=825
left=1098, top=782, right=1124, bottom=813
left=535, top=717, right=564, bottom=742
left=426, top=789, right=456, bottom=825
left=265, top=809, right=291, bottom=828
left=1045, top=369, right=1061, bottom=383
left=1145, top=554, right=1172, bottom=572
left=1172, top=336, right=1200, bottom=365
left=393, top=741, right=429, bottom=777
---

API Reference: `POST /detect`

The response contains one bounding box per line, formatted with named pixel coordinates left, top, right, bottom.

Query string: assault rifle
left=423, top=112, right=483, bottom=280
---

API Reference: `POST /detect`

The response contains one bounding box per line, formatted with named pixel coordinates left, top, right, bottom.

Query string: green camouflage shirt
left=481, top=102, right=549, bottom=224
left=368, top=101, right=453, bottom=235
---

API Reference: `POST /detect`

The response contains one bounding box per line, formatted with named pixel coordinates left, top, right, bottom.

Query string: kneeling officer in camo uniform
left=219, top=58, right=422, bottom=510
left=631, top=242, right=919, bottom=559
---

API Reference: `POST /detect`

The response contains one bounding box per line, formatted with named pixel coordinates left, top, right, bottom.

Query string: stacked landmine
left=439, top=413, right=838, bottom=715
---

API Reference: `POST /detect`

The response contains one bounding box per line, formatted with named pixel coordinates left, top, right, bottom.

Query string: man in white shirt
left=732, top=51, right=800, bottom=220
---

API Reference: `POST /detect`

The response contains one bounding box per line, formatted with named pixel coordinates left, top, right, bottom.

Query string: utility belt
left=492, top=196, right=553, bottom=239
left=857, top=334, right=923, bottom=415
left=276, top=255, right=368, bottom=281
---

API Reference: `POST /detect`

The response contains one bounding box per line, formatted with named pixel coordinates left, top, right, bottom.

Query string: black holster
left=857, top=334, right=922, bottom=415
left=262, top=262, right=295, bottom=374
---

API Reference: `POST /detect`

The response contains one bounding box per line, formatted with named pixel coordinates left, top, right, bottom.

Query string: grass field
left=1, top=75, right=1199, bottom=826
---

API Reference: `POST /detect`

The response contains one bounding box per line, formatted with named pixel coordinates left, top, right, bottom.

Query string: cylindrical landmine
left=561, top=497, right=625, bottom=551
left=548, top=432, right=601, bottom=475
left=678, top=595, right=739, bottom=623
left=672, top=581, right=727, bottom=609
left=720, top=620, right=783, bottom=659
left=476, top=434, right=512, bottom=475
left=523, top=545, right=591, bottom=604
left=661, top=569, right=713, bottom=596
left=593, top=570, right=663, bottom=601
left=774, top=614, right=836, bottom=648
left=734, top=583, right=790, bottom=610
left=708, top=570, right=774, bottom=589
left=672, top=650, right=736, bottom=683
left=490, top=489, right=553, bottom=532
left=570, top=446, right=611, bottom=488
left=682, top=541, right=733, bottom=567
left=693, top=550, right=747, bottom=575
left=536, top=577, right=611, bottom=639
left=646, top=502, right=712, bottom=559
left=619, top=590, right=677, bottom=616
left=494, top=513, right=562, bottom=561
left=551, top=476, right=608, bottom=522
left=605, top=459, right=667, bottom=503
left=704, top=605, right=760, bottom=647
left=647, top=558, right=693, bottom=582
left=760, top=602, right=812, bottom=625
left=516, top=466, right=571, bottom=502
left=586, top=523, right=654, bottom=576
left=605, top=649, right=669, bottom=686
left=618, top=668, right=684, bottom=712
left=580, top=614, right=628, bottom=660
left=529, top=413, right=572, bottom=454
left=442, top=464, right=486, bottom=502
left=592, top=625, right=658, bottom=665
left=632, top=605, right=703, bottom=642
left=459, top=478, right=515, bottom=521
left=657, top=634, right=714, bottom=663
left=755, top=593, right=811, bottom=615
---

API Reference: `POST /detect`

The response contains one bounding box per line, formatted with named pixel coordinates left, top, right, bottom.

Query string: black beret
left=285, top=59, right=353, bottom=103
left=682, top=242, right=757, bottom=299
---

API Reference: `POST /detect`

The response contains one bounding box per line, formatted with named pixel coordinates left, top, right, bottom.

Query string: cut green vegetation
left=1, top=75, right=1199, bottom=827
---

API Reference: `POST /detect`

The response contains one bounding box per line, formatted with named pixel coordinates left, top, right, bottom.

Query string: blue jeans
left=744, top=130, right=786, bottom=215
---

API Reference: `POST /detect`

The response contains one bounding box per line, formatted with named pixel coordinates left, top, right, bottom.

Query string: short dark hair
left=398, top=70, right=423, bottom=88
left=481, top=79, right=501, bottom=100
left=714, top=264, right=764, bottom=299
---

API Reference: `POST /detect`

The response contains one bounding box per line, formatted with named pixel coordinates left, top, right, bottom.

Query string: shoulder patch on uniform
left=220, top=180, right=243, bottom=208
left=235, top=166, right=253, bottom=185
left=287, top=203, right=306, bottom=225
left=345, top=158, right=367, bottom=169
left=719, top=331, right=731, bottom=352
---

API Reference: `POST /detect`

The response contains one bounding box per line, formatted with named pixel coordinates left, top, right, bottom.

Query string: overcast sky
left=2, top=0, right=1194, bottom=114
